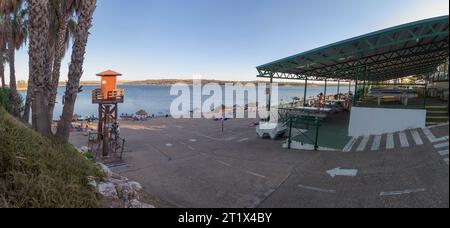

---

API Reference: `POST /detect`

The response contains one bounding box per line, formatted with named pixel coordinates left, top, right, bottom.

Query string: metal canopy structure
left=257, top=16, right=449, bottom=82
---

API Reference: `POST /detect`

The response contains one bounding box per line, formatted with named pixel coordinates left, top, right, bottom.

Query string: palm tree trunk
left=7, top=32, right=19, bottom=117
left=48, top=13, right=70, bottom=123
left=28, top=0, right=52, bottom=136
left=56, top=0, right=97, bottom=140
left=22, top=74, right=34, bottom=123
left=0, top=47, right=5, bottom=88
left=0, top=58, right=4, bottom=89
left=8, top=43, right=20, bottom=117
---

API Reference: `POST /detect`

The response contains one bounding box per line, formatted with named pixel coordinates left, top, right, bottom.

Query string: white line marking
left=357, top=136, right=370, bottom=152
left=216, top=160, right=231, bottom=167
left=399, top=132, right=409, bottom=148
left=434, top=142, right=449, bottom=149
left=343, top=137, right=358, bottom=152
left=165, top=143, right=173, bottom=147
left=327, top=167, right=358, bottom=178
left=410, top=130, right=423, bottom=146
left=380, top=188, right=426, bottom=197
left=190, top=139, right=197, bottom=142
left=237, top=138, right=249, bottom=143
left=438, top=150, right=449, bottom=156
left=298, top=185, right=336, bottom=194
left=198, top=134, right=236, bottom=141
left=422, top=128, right=447, bottom=143
left=246, top=171, right=267, bottom=179
left=371, top=135, right=382, bottom=151
left=386, top=134, right=395, bottom=150
left=187, top=146, right=195, bottom=151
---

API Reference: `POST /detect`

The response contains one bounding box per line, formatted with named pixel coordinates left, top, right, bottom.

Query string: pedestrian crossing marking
left=357, top=136, right=370, bottom=152
left=422, top=128, right=447, bottom=143
left=399, top=132, right=409, bottom=148
left=386, top=134, right=395, bottom=150
left=434, top=142, right=449, bottom=149
left=438, top=150, right=449, bottom=156
left=371, top=135, right=382, bottom=151
left=343, top=137, right=358, bottom=152
left=411, top=130, right=423, bottom=146
left=341, top=129, right=445, bottom=154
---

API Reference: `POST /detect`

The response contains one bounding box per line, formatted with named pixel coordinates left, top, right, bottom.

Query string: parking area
left=70, top=119, right=449, bottom=208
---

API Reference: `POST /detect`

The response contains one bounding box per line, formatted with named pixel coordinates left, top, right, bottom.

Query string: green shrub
left=0, top=107, right=102, bottom=208
left=0, top=88, right=24, bottom=115
left=0, top=88, right=12, bottom=113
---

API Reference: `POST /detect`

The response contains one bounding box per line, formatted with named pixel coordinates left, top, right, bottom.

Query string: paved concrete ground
left=70, top=119, right=449, bottom=208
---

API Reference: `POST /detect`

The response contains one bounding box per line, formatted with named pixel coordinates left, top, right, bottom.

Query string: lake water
left=19, top=84, right=352, bottom=120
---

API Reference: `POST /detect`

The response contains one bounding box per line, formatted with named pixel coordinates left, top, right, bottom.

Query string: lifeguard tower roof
left=96, top=70, right=123, bottom=77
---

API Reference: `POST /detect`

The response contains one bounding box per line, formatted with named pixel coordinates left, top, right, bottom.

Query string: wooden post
left=102, top=105, right=110, bottom=157
left=98, top=104, right=103, bottom=140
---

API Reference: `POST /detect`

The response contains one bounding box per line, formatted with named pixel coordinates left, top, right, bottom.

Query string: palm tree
left=0, top=34, right=6, bottom=88
left=47, top=0, right=78, bottom=123
left=23, top=0, right=77, bottom=124
left=0, top=0, right=27, bottom=117
left=27, top=0, right=52, bottom=136
left=56, top=0, right=96, bottom=140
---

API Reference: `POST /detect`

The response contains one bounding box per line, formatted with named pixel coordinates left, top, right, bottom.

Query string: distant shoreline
left=16, top=79, right=341, bottom=91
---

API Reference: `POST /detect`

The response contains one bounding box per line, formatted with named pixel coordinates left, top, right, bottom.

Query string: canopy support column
left=268, top=74, right=273, bottom=116
left=337, top=80, right=341, bottom=100
left=324, top=78, right=328, bottom=100
left=304, top=77, right=308, bottom=106
left=354, top=57, right=361, bottom=106
left=349, top=81, right=351, bottom=94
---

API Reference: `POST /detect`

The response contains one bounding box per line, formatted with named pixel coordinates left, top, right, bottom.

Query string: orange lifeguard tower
left=92, top=70, right=125, bottom=158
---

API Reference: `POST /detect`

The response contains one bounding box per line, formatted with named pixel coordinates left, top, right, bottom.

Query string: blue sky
left=10, top=0, right=450, bottom=82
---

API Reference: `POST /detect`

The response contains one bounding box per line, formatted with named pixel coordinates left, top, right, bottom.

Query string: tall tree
left=56, top=0, right=96, bottom=140
left=47, top=0, right=78, bottom=123
left=0, top=30, right=5, bottom=88
left=23, top=0, right=77, bottom=124
left=0, top=0, right=27, bottom=117
left=27, top=0, right=51, bottom=136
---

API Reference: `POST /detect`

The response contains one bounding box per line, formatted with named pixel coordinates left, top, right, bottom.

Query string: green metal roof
left=257, top=16, right=449, bottom=81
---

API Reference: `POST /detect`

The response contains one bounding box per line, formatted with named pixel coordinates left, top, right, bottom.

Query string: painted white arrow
left=327, top=167, right=358, bottom=178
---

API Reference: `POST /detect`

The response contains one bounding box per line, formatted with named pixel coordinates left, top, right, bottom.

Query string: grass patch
left=0, top=107, right=102, bottom=208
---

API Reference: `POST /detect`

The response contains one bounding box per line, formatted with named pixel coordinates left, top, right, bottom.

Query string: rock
left=97, top=182, right=118, bottom=199
left=107, top=177, right=127, bottom=187
left=111, top=173, right=128, bottom=182
left=127, top=199, right=155, bottom=209
left=87, top=176, right=97, bottom=189
left=128, top=181, right=143, bottom=192
left=97, top=163, right=113, bottom=177
left=77, top=146, right=89, bottom=154
left=116, top=182, right=138, bottom=201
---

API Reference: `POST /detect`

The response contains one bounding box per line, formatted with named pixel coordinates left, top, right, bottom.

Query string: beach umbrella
left=136, top=109, right=148, bottom=116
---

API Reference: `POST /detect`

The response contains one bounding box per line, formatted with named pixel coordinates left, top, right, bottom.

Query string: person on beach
left=317, top=93, right=324, bottom=111
left=111, top=121, right=120, bottom=139
left=344, top=91, right=353, bottom=111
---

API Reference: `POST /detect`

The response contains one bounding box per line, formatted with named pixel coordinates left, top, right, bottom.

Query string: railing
left=281, top=115, right=322, bottom=150
left=92, top=89, right=124, bottom=103
left=88, top=132, right=126, bottom=161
